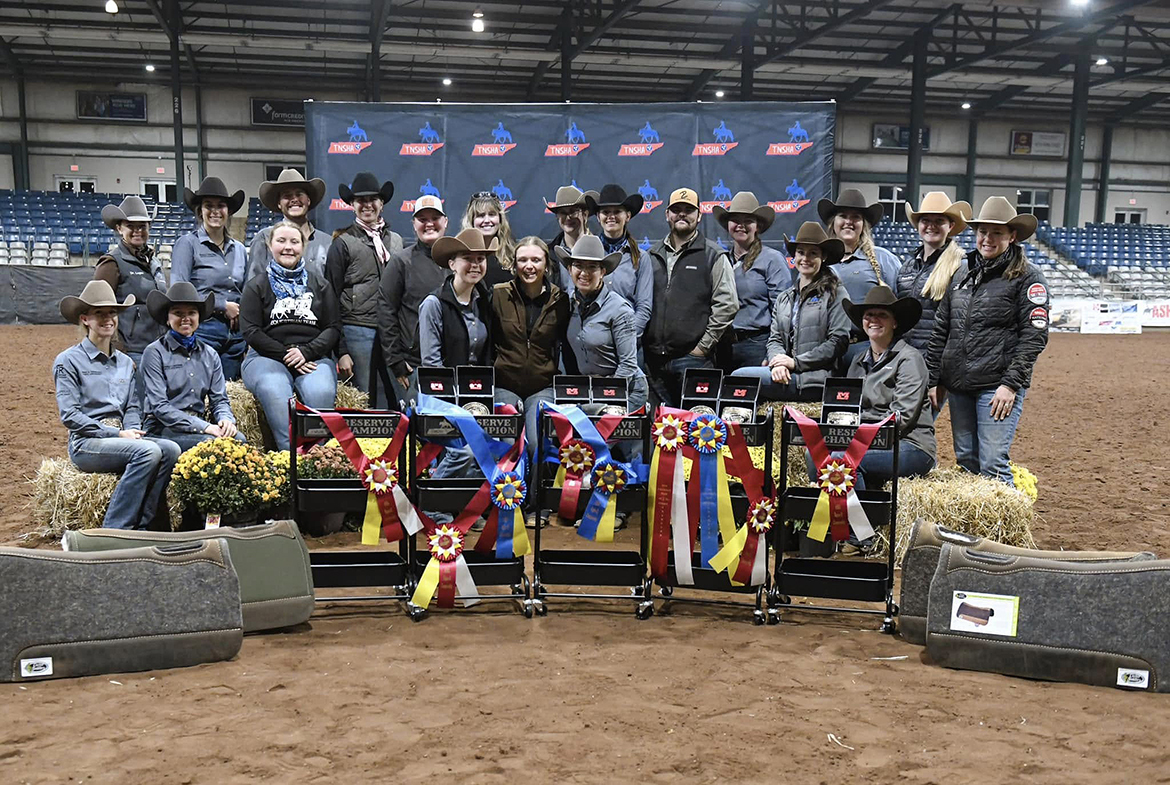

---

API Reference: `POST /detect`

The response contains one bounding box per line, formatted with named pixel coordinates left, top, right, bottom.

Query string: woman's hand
left=770, top=365, right=792, bottom=385
left=337, top=353, right=354, bottom=381
left=928, top=385, right=946, bottom=410
left=297, top=362, right=318, bottom=376
left=224, top=301, right=240, bottom=321
left=284, top=347, right=307, bottom=369
left=204, top=423, right=225, bottom=437
left=989, top=385, right=1017, bottom=421
left=118, top=429, right=144, bottom=440
left=768, top=353, right=795, bottom=370
left=218, top=419, right=238, bottom=438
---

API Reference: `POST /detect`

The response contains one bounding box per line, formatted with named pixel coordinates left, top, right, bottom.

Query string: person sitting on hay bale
left=52, top=280, right=181, bottom=530
left=140, top=282, right=242, bottom=453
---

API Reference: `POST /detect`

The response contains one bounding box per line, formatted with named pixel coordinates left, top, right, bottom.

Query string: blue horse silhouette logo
left=715, top=236, right=729, bottom=251
left=639, top=236, right=652, bottom=251
left=347, top=121, right=367, bottom=143
left=788, top=120, right=809, bottom=143
left=491, top=122, right=512, bottom=144
left=711, top=180, right=733, bottom=201
left=419, top=122, right=441, bottom=143
left=638, top=179, right=659, bottom=202
left=785, top=179, right=807, bottom=200
left=492, top=179, right=513, bottom=202
left=713, top=121, right=735, bottom=143
left=638, top=122, right=660, bottom=144
left=419, top=179, right=441, bottom=198
left=566, top=122, right=586, bottom=144
left=570, top=180, right=580, bottom=190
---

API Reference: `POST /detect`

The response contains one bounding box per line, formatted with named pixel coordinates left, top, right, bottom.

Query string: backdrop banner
left=304, top=101, right=835, bottom=252
left=0, top=265, right=94, bottom=325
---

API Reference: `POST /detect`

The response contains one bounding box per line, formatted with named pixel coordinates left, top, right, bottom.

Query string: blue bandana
left=267, top=258, right=307, bottom=300
left=169, top=329, right=198, bottom=351
left=600, top=234, right=628, bottom=256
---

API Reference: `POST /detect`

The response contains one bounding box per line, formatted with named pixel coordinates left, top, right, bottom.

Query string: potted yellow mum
left=171, top=438, right=288, bottom=528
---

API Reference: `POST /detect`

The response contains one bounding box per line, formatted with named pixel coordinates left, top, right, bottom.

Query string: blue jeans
left=948, top=387, right=1026, bottom=484
left=426, top=446, right=481, bottom=525
left=647, top=353, right=712, bottom=409
left=69, top=435, right=181, bottom=530
left=242, top=351, right=337, bottom=451
left=730, top=365, right=821, bottom=403
left=147, top=425, right=247, bottom=454
left=729, top=332, right=768, bottom=371
left=341, top=324, right=377, bottom=397
left=195, top=317, right=246, bottom=381
left=804, top=443, right=934, bottom=489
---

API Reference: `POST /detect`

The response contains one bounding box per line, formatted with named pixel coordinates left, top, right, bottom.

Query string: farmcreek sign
left=251, top=99, right=305, bottom=128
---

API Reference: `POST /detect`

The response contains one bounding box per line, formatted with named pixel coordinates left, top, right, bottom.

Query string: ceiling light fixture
left=472, top=8, right=484, bottom=18
left=961, top=101, right=971, bottom=109
left=471, top=11, right=485, bottom=33
left=145, top=63, right=156, bottom=72
left=1070, top=0, right=1089, bottom=6
left=104, top=0, right=118, bottom=13
left=715, top=90, right=725, bottom=98
left=1096, top=56, right=1109, bottom=66
left=442, top=77, right=452, bottom=86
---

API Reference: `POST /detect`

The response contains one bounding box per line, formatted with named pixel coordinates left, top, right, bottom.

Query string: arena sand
left=2, top=325, right=1170, bottom=784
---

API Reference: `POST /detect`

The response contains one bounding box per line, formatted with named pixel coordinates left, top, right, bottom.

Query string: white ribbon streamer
left=670, top=457, right=694, bottom=585
left=846, top=490, right=875, bottom=541
left=454, top=556, right=480, bottom=607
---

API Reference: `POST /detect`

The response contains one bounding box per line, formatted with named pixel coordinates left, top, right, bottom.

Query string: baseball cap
left=413, top=194, right=446, bottom=216
left=668, top=188, right=699, bottom=209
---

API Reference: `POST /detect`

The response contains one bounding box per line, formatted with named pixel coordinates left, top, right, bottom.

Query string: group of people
left=53, top=166, right=1050, bottom=532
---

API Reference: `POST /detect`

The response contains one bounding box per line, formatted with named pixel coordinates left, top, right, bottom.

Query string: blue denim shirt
left=567, top=285, right=644, bottom=380
left=141, top=331, right=234, bottom=434
left=732, top=245, right=789, bottom=332
left=834, top=245, right=902, bottom=303
left=170, top=227, right=248, bottom=316
left=53, top=338, right=141, bottom=440
left=556, top=243, right=654, bottom=339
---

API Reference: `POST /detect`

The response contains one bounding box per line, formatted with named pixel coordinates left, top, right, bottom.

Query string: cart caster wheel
left=409, top=607, right=426, bottom=623
left=535, top=602, right=548, bottom=617
left=522, top=603, right=534, bottom=619
left=766, top=609, right=781, bottom=625
left=752, top=610, right=766, bottom=626
left=636, top=602, right=654, bottom=620
left=774, top=594, right=792, bottom=605
left=881, top=619, right=897, bottom=635
left=659, top=586, right=674, bottom=598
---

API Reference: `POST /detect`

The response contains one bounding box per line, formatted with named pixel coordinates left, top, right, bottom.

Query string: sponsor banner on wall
left=1010, top=130, right=1066, bottom=157
left=251, top=99, right=306, bottom=128
left=1049, top=298, right=1086, bottom=333
left=1080, top=301, right=1142, bottom=334
left=1141, top=300, right=1170, bottom=327
left=77, top=91, right=146, bottom=122
left=871, top=123, right=930, bottom=151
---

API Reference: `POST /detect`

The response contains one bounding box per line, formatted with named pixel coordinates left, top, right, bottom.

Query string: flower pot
left=296, top=510, right=346, bottom=537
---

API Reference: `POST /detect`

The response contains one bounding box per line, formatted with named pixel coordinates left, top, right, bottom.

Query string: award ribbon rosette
left=552, top=439, right=594, bottom=521
left=297, top=402, right=422, bottom=546
left=785, top=406, right=893, bottom=543
left=687, top=412, right=737, bottom=578
left=411, top=524, right=479, bottom=609
left=646, top=409, right=692, bottom=581
left=708, top=420, right=774, bottom=586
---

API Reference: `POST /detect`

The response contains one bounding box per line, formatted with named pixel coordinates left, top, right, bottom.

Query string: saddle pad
left=63, top=520, right=314, bottom=632
left=925, top=543, right=1170, bottom=692
left=1, top=541, right=242, bottom=682
left=899, top=518, right=1154, bottom=645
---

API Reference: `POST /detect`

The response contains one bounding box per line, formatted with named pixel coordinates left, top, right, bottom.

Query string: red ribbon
left=437, top=560, right=458, bottom=607
left=547, top=410, right=628, bottom=521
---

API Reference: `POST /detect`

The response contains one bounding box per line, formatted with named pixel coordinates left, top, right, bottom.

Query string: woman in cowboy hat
left=247, top=168, right=330, bottom=280
left=713, top=191, right=787, bottom=371
left=140, top=281, right=241, bottom=453
left=926, top=196, right=1049, bottom=485
left=240, top=220, right=341, bottom=452
left=896, top=192, right=971, bottom=353
left=325, top=171, right=404, bottom=400
left=575, top=184, right=653, bottom=341
left=818, top=188, right=902, bottom=370
left=52, top=280, right=181, bottom=530
left=461, top=191, right=516, bottom=288
left=92, top=195, right=167, bottom=396
left=731, top=222, right=850, bottom=401
left=544, top=184, right=597, bottom=255
left=170, top=176, right=249, bottom=381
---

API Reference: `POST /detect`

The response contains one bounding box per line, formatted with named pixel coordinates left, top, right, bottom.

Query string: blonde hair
left=513, top=236, right=552, bottom=283
left=829, top=219, right=885, bottom=285
left=921, top=240, right=966, bottom=301
left=462, top=195, right=515, bottom=270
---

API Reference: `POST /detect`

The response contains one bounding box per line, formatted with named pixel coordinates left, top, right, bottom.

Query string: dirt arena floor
left=3, top=325, right=1170, bottom=784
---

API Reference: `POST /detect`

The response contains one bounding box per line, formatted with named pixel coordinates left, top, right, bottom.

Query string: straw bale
left=223, top=380, right=369, bottom=450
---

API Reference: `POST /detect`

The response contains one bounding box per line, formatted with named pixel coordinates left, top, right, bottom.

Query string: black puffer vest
left=103, top=242, right=166, bottom=355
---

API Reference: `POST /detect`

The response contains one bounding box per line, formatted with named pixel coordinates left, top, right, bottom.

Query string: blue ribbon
left=414, top=393, right=512, bottom=479
left=490, top=470, right=525, bottom=559
left=577, top=461, right=632, bottom=541
left=697, top=452, right=720, bottom=562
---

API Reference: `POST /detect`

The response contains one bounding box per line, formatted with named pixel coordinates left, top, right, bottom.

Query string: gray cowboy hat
left=584, top=184, right=644, bottom=217
left=967, top=196, right=1038, bottom=243
left=184, top=176, right=246, bottom=215
left=431, top=228, right=501, bottom=267
left=146, top=281, right=215, bottom=326
left=101, top=195, right=158, bottom=230
left=544, top=185, right=599, bottom=212
left=258, top=168, right=327, bottom=212
left=783, top=221, right=845, bottom=265
left=552, top=234, right=621, bottom=275
left=842, top=284, right=923, bottom=339
left=338, top=171, right=394, bottom=205
left=59, top=280, right=135, bottom=324
left=713, top=191, right=777, bottom=233
left=904, top=191, right=971, bottom=238
left=817, top=188, right=884, bottom=227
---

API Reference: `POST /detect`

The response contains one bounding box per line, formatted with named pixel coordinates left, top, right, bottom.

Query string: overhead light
left=1096, top=56, right=1109, bottom=66
left=104, top=0, right=118, bottom=13
left=471, top=17, right=485, bottom=33
left=442, top=77, right=452, bottom=86
left=961, top=101, right=971, bottom=109
left=1070, top=0, right=1088, bottom=6
left=472, top=7, right=484, bottom=18
left=715, top=90, right=725, bottom=98
left=145, top=64, right=156, bottom=72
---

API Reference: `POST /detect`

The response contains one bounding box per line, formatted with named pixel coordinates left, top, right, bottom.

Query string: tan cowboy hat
left=184, top=176, right=246, bottom=215
left=783, top=221, right=845, bottom=265
left=544, top=185, right=599, bottom=212
left=101, top=196, right=157, bottom=230
left=904, top=192, right=971, bottom=237
left=842, top=284, right=923, bottom=339
left=817, top=188, right=884, bottom=227
left=713, top=191, right=776, bottom=233
left=967, top=196, right=1037, bottom=242
left=60, top=280, right=135, bottom=324
left=146, top=281, right=214, bottom=326
left=258, top=168, right=327, bottom=212
left=552, top=234, right=621, bottom=275
left=431, top=228, right=501, bottom=267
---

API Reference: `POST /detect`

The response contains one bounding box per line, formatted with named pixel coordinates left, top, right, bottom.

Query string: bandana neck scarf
left=600, top=233, right=628, bottom=256
left=355, top=217, right=390, bottom=264
left=169, top=329, right=198, bottom=351
left=267, top=258, right=308, bottom=301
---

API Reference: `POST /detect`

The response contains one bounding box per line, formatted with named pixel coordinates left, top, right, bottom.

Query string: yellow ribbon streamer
left=411, top=558, right=441, bottom=608
left=714, top=453, right=740, bottom=584
left=361, top=491, right=381, bottom=545
left=708, top=522, right=748, bottom=574
left=645, top=445, right=662, bottom=563
left=511, top=508, right=531, bottom=556
left=808, top=491, right=832, bottom=542
left=554, top=464, right=566, bottom=489
left=595, top=497, right=618, bottom=543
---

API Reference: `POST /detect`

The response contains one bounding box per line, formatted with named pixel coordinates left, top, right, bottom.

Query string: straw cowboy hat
left=59, top=280, right=135, bottom=324
left=585, top=184, right=644, bottom=216
left=544, top=185, right=598, bottom=212
left=431, top=228, right=500, bottom=267
left=817, top=188, right=884, bottom=227
left=258, top=168, right=326, bottom=212
left=784, top=221, right=845, bottom=265
left=146, top=281, right=215, bottom=326
left=967, top=196, right=1037, bottom=242
left=842, top=284, right=923, bottom=339
left=338, top=171, right=394, bottom=205
left=101, top=195, right=157, bottom=230
left=713, top=191, right=776, bottom=233
left=904, top=191, right=971, bottom=238
left=183, top=176, right=245, bottom=215
left=552, top=234, right=621, bottom=275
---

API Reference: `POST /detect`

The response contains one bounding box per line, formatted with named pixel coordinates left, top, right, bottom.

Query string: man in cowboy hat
left=247, top=168, right=330, bottom=280
left=896, top=192, right=971, bottom=353
left=643, top=187, right=738, bottom=407
left=544, top=184, right=598, bottom=255
left=139, top=282, right=241, bottom=453
left=375, top=193, right=449, bottom=405
left=325, top=172, right=404, bottom=401
left=170, top=175, right=249, bottom=380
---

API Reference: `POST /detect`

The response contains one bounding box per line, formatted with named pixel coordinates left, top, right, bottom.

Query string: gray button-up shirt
left=567, top=286, right=644, bottom=380
left=53, top=338, right=141, bottom=440
left=141, top=331, right=234, bottom=434
left=418, top=289, right=489, bottom=367
left=170, top=226, right=248, bottom=316
left=732, top=245, right=789, bottom=332
left=247, top=224, right=331, bottom=281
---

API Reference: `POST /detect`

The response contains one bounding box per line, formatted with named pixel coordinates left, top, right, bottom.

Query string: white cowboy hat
left=904, top=192, right=971, bottom=238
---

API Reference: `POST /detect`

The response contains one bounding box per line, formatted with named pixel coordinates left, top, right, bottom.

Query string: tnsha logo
left=619, top=121, right=664, bottom=156
left=546, top=122, right=590, bottom=156
left=400, top=180, right=442, bottom=213
left=693, top=120, right=738, bottom=156
left=328, top=199, right=354, bottom=212
left=488, top=179, right=517, bottom=209
left=637, top=179, right=662, bottom=213
left=400, top=122, right=445, bottom=156
left=328, top=120, right=373, bottom=155
left=767, top=178, right=811, bottom=213
left=767, top=119, right=815, bottom=156
left=473, top=121, right=517, bottom=156
left=699, top=179, right=735, bottom=213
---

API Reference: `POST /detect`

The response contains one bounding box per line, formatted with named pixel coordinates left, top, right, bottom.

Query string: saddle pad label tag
left=950, top=591, right=1019, bottom=637
left=20, top=657, right=53, bottom=678
left=1117, top=668, right=1150, bottom=690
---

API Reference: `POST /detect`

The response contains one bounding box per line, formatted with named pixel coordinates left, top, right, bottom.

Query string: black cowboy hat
left=842, top=284, right=922, bottom=338
left=817, top=188, right=884, bottom=228
left=183, top=176, right=246, bottom=215
left=146, top=281, right=215, bottom=326
left=338, top=171, right=395, bottom=205
left=584, top=184, right=644, bottom=217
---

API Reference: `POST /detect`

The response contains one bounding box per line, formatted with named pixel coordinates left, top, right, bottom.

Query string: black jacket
left=376, top=240, right=447, bottom=377
left=896, top=243, right=948, bottom=352
left=429, top=276, right=494, bottom=367
left=325, top=223, right=404, bottom=348
left=926, top=248, right=1049, bottom=393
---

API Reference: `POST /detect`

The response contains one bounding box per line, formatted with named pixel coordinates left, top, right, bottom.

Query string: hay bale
left=753, top=401, right=821, bottom=489
left=335, top=382, right=369, bottom=410
left=224, top=380, right=369, bottom=451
